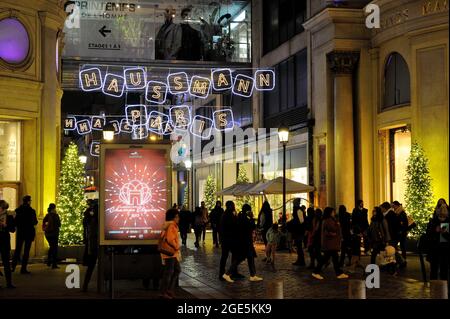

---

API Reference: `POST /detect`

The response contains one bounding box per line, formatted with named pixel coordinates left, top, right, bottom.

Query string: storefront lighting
left=103, top=123, right=115, bottom=141
left=79, top=155, right=87, bottom=164
left=278, top=125, right=290, bottom=144
left=184, top=159, right=192, bottom=169
left=149, top=134, right=157, bottom=141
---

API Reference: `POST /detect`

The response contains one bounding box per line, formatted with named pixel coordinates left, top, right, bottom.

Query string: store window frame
left=0, top=13, right=34, bottom=71
left=382, top=52, right=411, bottom=111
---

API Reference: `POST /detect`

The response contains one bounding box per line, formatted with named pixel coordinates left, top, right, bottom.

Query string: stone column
left=327, top=51, right=359, bottom=209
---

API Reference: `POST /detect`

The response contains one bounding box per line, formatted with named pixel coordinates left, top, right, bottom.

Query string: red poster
left=103, top=148, right=168, bottom=241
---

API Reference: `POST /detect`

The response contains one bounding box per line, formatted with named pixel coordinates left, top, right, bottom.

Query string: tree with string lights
left=404, top=142, right=434, bottom=238
left=203, top=175, right=217, bottom=210
left=57, top=142, right=87, bottom=245
left=235, top=166, right=253, bottom=213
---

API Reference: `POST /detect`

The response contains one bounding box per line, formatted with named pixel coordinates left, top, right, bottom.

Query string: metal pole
left=282, top=142, right=286, bottom=224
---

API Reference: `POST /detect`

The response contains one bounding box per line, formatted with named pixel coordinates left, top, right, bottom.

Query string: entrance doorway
left=388, top=126, right=411, bottom=203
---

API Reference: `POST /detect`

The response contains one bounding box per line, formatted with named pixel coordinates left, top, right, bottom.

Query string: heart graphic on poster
left=118, top=180, right=152, bottom=206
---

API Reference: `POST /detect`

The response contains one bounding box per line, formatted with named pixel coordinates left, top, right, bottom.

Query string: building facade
left=0, top=0, right=66, bottom=255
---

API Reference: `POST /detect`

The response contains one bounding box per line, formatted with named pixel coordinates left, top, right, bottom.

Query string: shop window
left=0, top=18, right=30, bottom=67
left=383, top=52, right=410, bottom=109
left=0, top=121, right=21, bottom=182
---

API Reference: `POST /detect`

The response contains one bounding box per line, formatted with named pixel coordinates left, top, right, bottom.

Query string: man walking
left=12, top=195, right=38, bottom=274
left=209, top=201, right=224, bottom=248
left=352, top=200, right=369, bottom=254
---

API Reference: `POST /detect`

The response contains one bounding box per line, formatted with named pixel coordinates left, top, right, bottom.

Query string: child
left=265, top=223, right=281, bottom=271
left=380, top=245, right=398, bottom=275
left=348, top=225, right=364, bottom=273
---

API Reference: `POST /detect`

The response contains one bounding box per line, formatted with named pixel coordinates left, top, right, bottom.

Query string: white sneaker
left=249, top=275, right=263, bottom=282
left=222, top=274, right=234, bottom=283
left=337, top=273, right=349, bottom=279
left=312, top=273, right=324, bottom=280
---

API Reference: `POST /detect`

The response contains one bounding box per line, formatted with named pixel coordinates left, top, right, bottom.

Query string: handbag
left=158, top=230, right=176, bottom=256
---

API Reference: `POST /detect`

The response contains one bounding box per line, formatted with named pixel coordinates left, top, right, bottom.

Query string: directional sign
left=99, top=25, right=112, bottom=37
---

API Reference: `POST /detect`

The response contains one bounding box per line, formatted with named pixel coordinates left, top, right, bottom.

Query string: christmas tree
left=404, top=142, right=434, bottom=238
left=57, top=142, right=87, bottom=245
left=235, top=166, right=253, bottom=213
left=203, top=174, right=217, bottom=210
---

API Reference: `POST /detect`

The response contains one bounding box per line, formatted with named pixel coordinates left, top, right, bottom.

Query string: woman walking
left=192, top=207, right=203, bottom=248
left=43, top=203, right=61, bottom=269
left=306, top=208, right=323, bottom=269
left=257, top=201, right=273, bottom=248
left=426, top=203, right=449, bottom=281
left=312, top=207, right=348, bottom=280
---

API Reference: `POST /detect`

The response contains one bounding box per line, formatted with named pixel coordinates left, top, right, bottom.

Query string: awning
left=246, top=177, right=315, bottom=195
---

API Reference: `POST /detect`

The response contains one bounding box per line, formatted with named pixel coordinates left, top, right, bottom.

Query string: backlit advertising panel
left=99, top=144, right=171, bottom=245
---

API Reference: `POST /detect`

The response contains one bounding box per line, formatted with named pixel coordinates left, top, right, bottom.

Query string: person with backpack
left=43, top=203, right=61, bottom=269
left=0, top=200, right=15, bottom=288
left=159, top=208, right=181, bottom=299
left=287, top=205, right=306, bottom=266
left=368, top=206, right=390, bottom=264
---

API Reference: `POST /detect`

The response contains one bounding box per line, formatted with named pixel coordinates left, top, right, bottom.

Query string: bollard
left=430, top=280, right=448, bottom=299
left=266, top=281, right=284, bottom=299
left=348, top=279, right=366, bottom=299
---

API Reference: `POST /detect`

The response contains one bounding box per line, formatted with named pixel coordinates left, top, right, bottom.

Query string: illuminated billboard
left=99, top=143, right=172, bottom=245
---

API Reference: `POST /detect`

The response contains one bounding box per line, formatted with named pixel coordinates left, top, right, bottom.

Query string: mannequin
left=155, top=7, right=182, bottom=60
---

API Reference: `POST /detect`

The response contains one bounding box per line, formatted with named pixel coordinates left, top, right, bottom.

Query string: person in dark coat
left=312, top=207, right=348, bottom=280
left=393, top=201, right=409, bottom=261
left=352, top=199, right=369, bottom=253
left=219, top=201, right=239, bottom=281
left=367, top=206, right=390, bottom=264
left=178, top=205, right=192, bottom=246
left=82, top=199, right=95, bottom=266
left=155, top=7, right=182, bottom=60
left=425, top=204, right=449, bottom=281
left=307, top=208, right=323, bottom=269
left=338, top=205, right=352, bottom=267
left=43, top=203, right=61, bottom=269
left=257, top=201, right=273, bottom=249
left=287, top=206, right=306, bottom=266
left=82, top=202, right=98, bottom=292
left=381, top=201, right=405, bottom=267
left=0, top=200, right=15, bottom=288
left=12, top=195, right=38, bottom=274
left=223, top=204, right=263, bottom=283
left=192, top=207, right=203, bottom=248
left=209, top=201, right=224, bottom=248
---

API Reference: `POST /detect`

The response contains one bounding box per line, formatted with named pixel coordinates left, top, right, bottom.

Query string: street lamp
left=103, top=123, right=115, bottom=141
left=79, top=154, right=87, bottom=164
left=278, top=125, right=289, bottom=225
left=184, top=159, right=192, bottom=170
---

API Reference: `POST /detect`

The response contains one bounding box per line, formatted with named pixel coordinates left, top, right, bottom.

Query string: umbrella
left=246, top=177, right=315, bottom=195
left=215, top=182, right=254, bottom=196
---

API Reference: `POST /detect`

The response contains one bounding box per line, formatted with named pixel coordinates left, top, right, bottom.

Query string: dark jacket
left=0, top=212, right=15, bottom=247
left=179, top=209, right=192, bottom=232
left=368, top=218, right=390, bottom=248
left=43, top=212, right=61, bottom=238
left=235, top=212, right=256, bottom=259
left=426, top=215, right=450, bottom=247
left=351, top=207, right=369, bottom=232
left=384, top=209, right=401, bottom=243
left=397, top=209, right=409, bottom=237
left=339, top=211, right=352, bottom=242
left=220, top=209, right=237, bottom=245
left=209, top=207, right=224, bottom=229
left=14, top=204, right=38, bottom=240
left=83, top=212, right=98, bottom=256
left=321, top=217, right=341, bottom=252
left=257, top=207, right=273, bottom=230
left=350, top=233, right=362, bottom=256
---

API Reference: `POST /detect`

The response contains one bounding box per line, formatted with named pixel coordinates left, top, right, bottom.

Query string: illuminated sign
left=76, top=119, right=92, bottom=135
left=167, top=72, right=189, bottom=95
left=191, top=115, right=214, bottom=139
left=79, top=65, right=276, bottom=99
left=132, top=124, right=148, bottom=140
left=189, top=76, right=211, bottom=99
left=90, top=141, right=100, bottom=157
left=124, top=67, right=146, bottom=90
left=169, top=105, right=191, bottom=130
left=120, top=119, right=133, bottom=134
left=63, top=117, right=77, bottom=130
left=79, top=68, right=103, bottom=92
left=148, top=111, right=169, bottom=135
left=108, top=120, right=121, bottom=135
left=212, top=68, right=232, bottom=91
left=145, top=81, right=168, bottom=104
left=254, top=69, right=275, bottom=91
left=102, top=73, right=125, bottom=97
left=232, top=74, right=254, bottom=98
left=213, top=109, right=234, bottom=131
left=91, top=116, right=105, bottom=131
left=125, top=104, right=147, bottom=126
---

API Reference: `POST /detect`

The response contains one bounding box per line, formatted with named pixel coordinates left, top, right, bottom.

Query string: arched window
left=383, top=52, right=410, bottom=109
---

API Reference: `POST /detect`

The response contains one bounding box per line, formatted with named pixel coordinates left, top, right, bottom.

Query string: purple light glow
left=0, top=18, right=30, bottom=64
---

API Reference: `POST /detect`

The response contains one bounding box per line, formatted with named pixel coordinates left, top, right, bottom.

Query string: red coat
left=321, top=217, right=341, bottom=251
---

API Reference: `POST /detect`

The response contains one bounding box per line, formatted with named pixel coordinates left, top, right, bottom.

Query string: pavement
left=0, top=232, right=437, bottom=299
